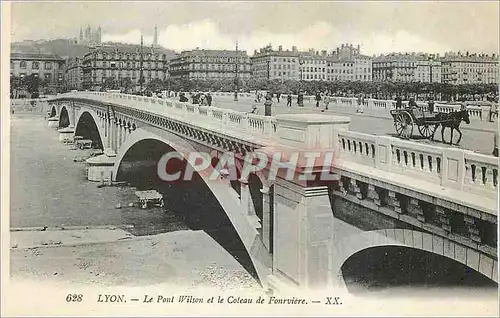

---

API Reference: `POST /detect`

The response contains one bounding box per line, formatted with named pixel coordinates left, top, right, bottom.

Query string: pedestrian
left=179, top=93, right=188, bottom=102
left=356, top=94, right=364, bottom=114
left=276, top=92, right=281, bottom=103
left=493, top=130, right=498, bottom=157
left=321, top=93, right=330, bottom=112
left=297, top=92, right=304, bottom=107
left=315, top=92, right=321, bottom=107
left=287, top=93, right=292, bottom=107
left=395, top=95, right=403, bottom=109
left=427, top=96, right=435, bottom=113
left=488, top=100, right=498, bottom=122
left=206, top=93, right=212, bottom=107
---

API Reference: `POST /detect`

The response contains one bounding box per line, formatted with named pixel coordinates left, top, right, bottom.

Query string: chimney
left=278, top=45, right=282, bottom=51
left=292, top=46, right=297, bottom=53
left=337, top=48, right=340, bottom=55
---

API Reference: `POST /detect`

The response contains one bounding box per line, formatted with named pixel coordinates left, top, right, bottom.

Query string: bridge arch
left=74, top=109, right=105, bottom=150
left=112, top=127, right=270, bottom=287
left=58, top=106, right=71, bottom=128
left=331, top=229, right=498, bottom=290
left=49, top=105, right=57, bottom=118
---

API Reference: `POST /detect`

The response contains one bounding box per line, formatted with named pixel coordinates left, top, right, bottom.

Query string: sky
left=10, top=1, right=500, bottom=56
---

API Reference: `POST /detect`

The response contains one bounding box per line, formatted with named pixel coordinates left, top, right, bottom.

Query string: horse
left=431, top=109, right=470, bottom=145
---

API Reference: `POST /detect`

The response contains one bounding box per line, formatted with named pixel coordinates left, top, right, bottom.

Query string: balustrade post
left=374, top=136, right=392, bottom=171
left=241, top=114, right=249, bottom=131
left=441, top=148, right=465, bottom=190
left=222, top=111, right=228, bottom=124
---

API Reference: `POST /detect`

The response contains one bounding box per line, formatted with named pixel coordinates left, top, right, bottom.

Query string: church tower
left=153, top=24, right=158, bottom=47
left=97, top=25, right=102, bottom=44
left=79, top=27, right=83, bottom=44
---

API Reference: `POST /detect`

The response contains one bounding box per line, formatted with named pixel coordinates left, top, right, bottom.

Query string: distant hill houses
left=11, top=39, right=178, bottom=60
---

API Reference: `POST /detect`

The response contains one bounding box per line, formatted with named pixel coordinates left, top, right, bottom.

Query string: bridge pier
left=261, top=114, right=351, bottom=292
left=58, top=125, right=75, bottom=143
left=86, top=149, right=117, bottom=182
left=47, top=117, right=59, bottom=128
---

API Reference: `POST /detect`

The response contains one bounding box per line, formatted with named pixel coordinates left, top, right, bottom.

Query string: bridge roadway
left=195, top=95, right=498, bottom=156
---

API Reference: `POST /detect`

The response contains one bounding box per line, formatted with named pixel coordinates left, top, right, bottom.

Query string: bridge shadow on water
left=115, top=139, right=259, bottom=282
left=341, top=245, right=498, bottom=295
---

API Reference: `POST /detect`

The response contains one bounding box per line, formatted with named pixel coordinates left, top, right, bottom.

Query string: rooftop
left=10, top=52, right=64, bottom=61
left=175, top=49, right=249, bottom=58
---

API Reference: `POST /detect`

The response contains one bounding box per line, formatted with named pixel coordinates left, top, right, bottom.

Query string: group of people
left=179, top=91, right=213, bottom=106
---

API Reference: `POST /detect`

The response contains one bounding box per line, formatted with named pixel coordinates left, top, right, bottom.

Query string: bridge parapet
left=54, top=92, right=278, bottom=141
left=337, top=129, right=498, bottom=199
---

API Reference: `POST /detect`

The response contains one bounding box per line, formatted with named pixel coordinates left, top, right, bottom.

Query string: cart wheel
left=141, top=200, right=147, bottom=209
left=418, top=124, right=437, bottom=139
left=394, top=111, right=413, bottom=139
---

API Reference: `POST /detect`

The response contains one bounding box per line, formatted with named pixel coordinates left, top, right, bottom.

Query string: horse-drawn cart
left=390, top=105, right=470, bottom=144
left=135, top=190, right=164, bottom=209
left=391, top=107, right=444, bottom=139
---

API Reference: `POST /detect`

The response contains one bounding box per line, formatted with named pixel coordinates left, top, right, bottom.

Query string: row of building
left=10, top=42, right=499, bottom=92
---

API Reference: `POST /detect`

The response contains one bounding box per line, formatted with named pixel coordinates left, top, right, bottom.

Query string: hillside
left=11, top=39, right=178, bottom=60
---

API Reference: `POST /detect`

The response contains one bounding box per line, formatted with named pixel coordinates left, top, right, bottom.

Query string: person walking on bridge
left=286, top=93, right=292, bottom=107
left=206, top=93, right=212, bottom=106
left=356, top=94, right=364, bottom=114
left=315, top=92, right=322, bottom=107
left=493, top=129, right=498, bottom=157
left=321, top=93, right=330, bottom=112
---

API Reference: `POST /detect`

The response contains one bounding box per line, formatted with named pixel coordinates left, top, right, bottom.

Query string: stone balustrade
left=336, top=129, right=498, bottom=199
left=57, top=91, right=278, bottom=138
left=172, top=92, right=497, bottom=122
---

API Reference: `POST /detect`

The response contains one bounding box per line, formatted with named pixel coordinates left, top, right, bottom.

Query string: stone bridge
left=45, top=92, right=498, bottom=292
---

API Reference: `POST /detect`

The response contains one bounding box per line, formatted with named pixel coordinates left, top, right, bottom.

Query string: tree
left=146, top=78, right=164, bottom=92
left=102, top=77, right=118, bottom=91
left=22, top=74, right=40, bottom=98
left=119, top=78, right=134, bottom=93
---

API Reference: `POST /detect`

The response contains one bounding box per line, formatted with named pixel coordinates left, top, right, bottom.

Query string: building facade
left=299, top=49, right=328, bottom=81
left=10, top=52, right=65, bottom=92
left=326, top=44, right=372, bottom=82
left=81, top=45, right=170, bottom=91
left=64, top=57, right=84, bottom=90
left=251, top=45, right=300, bottom=81
left=441, top=52, right=498, bottom=85
left=372, top=53, right=442, bottom=83
left=169, top=49, right=251, bottom=80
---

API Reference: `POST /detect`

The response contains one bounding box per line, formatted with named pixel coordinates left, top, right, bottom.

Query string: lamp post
left=234, top=40, right=239, bottom=101
left=139, top=35, right=144, bottom=94
left=267, top=59, right=270, bottom=80
left=298, top=59, right=304, bottom=107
